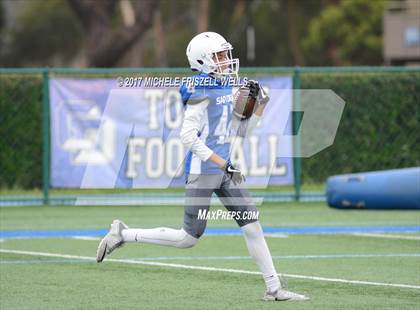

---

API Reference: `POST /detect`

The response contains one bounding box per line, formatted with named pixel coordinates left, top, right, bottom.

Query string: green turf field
left=1, top=203, right=419, bottom=309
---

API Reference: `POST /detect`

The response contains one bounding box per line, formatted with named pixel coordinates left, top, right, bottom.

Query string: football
left=233, top=86, right=257, bottom=120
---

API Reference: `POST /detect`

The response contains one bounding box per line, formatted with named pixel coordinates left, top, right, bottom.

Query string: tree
left=0, top=0, right=84, bottom=67
left=68, top=0, right=159, bottom=67
left=196, top=0, right=209, bottom=33
left=302, top=0, right=385, bottom=66
left=0, top=0, right=4, bottom=31
left=286, top=0, right=305, bottom=65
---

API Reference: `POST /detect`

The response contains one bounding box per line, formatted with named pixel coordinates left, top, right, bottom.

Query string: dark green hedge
left=300, top=72, right=420, bottom=183
left=0, top=75, right=43, bottom=189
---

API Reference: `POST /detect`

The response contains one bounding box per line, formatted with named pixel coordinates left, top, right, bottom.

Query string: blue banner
left=50, top=77, right=293, bottom=188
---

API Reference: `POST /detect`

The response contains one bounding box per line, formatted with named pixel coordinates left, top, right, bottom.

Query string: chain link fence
left=0, top=67, right=419, bottom=206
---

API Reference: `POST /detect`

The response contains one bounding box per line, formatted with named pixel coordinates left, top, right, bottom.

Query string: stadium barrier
left=0, top=67, right=419, bottom=206
left=327, top=167, right=420, bottom=209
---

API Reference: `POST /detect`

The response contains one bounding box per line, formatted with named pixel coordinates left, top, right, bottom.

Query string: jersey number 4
left=214, top=105, right=232, bottom=144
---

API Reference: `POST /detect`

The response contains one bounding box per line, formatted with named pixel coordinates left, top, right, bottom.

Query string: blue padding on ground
left=326, top=167, right=420, bottom=209
left=1, top=225, right=419, bottom=238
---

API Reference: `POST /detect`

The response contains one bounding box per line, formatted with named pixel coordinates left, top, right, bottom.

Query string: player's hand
left=222, top=160, right=245, bottom=185
left=246, top=80, right=260, bottom=99
left=258, top=85, right=270, bottom=105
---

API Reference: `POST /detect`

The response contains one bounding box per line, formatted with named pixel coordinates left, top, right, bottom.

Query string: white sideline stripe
left=1, top=248, right=419, bottom=290
left=72, top=236, right=101, bottom=241
left=351, top=233, right=420, bottom=240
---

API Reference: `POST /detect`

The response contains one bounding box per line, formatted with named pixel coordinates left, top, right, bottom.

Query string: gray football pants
left=183, top=173, right=258, bottom=238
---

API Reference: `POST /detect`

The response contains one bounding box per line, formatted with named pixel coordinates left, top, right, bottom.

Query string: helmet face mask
left=186, top=32, right=239, bottom=78
left=211, top=49, right=239, bottom=78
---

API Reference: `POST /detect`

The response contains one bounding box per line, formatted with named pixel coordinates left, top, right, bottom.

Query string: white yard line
left=2, top=251, right=419, bottom=261
left=133, top=253, right=420, bottom=260
left=0, top=259, right=91, bottom=264
left=351, top=233, right=420, bottom=240
left=1, top=248, right=419, bottom=290
left=264, top=233, right=289, bottom=238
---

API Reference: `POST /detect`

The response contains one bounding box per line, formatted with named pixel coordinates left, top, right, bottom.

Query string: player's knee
left=240, top=221, right=263, bottom=240
left=183, top=218, right=207, bottom=240
left=176, top=229, right=199, bottom=248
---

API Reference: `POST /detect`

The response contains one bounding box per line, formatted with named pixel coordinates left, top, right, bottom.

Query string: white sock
left=122, top=227, right=198, bottom=248
left=241, top=221, right=281, bottom=293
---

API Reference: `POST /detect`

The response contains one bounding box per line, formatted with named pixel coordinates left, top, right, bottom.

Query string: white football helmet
left=186, top=32, right=239, bottom=77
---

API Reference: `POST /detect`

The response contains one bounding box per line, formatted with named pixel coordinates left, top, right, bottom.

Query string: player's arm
left=250, top=80, right=269, bottom=117
left=234, top=80, right=270, bottom=137
left=180, top=98, right=228, bottom=168
left=179, top=82, right=230, bottom=166
left=180, top=99, right=214, bottom=162
left=180, top=105, right=226, bottom=165
left=208, top=152, right=244, bottom=185
left=253, top=103, right=266, bottom=117
left=207, top=152, right=226, bottom=168
left=180, top=99, right=243, bottom=183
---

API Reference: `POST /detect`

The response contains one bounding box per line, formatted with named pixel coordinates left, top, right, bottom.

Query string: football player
left=96, top=32, right=308, bottom=302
